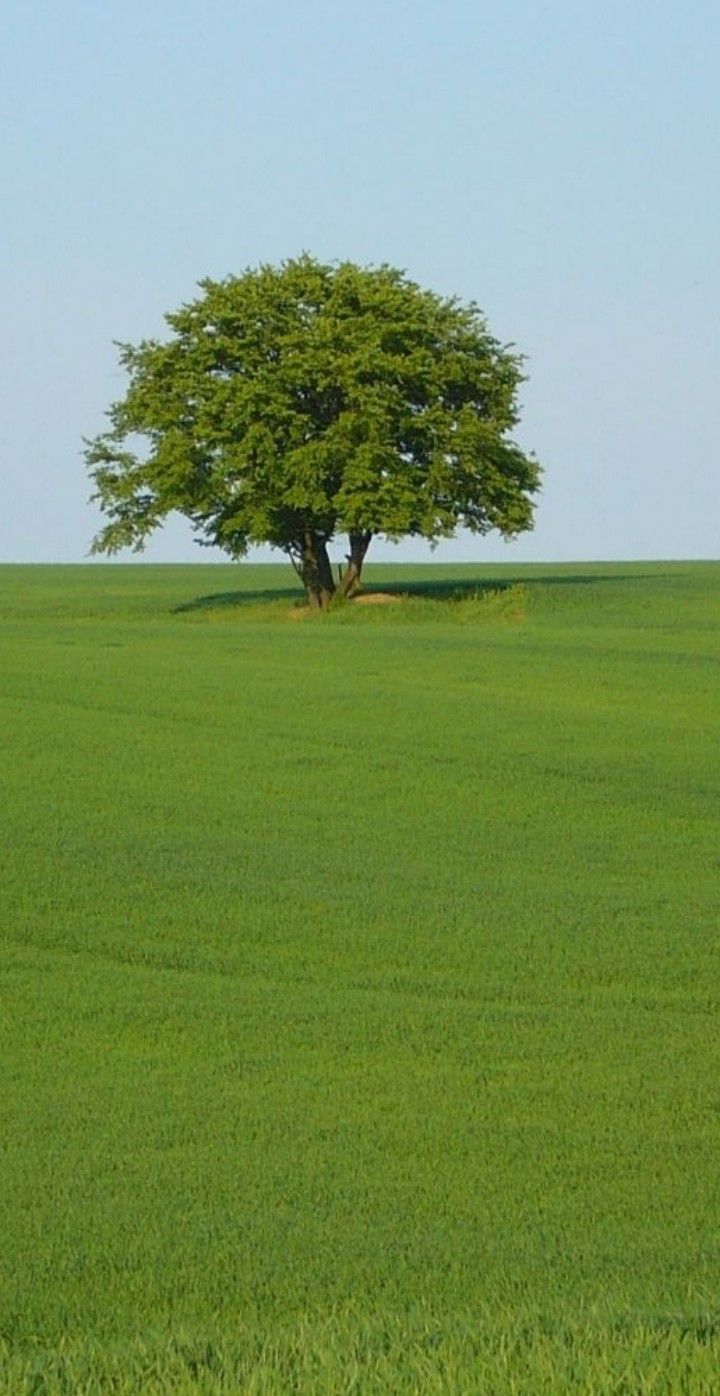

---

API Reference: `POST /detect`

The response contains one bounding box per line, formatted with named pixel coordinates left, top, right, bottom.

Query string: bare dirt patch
left=287, top=591, right=403, bottom=618
left=350, top=591, right=403, bottom=606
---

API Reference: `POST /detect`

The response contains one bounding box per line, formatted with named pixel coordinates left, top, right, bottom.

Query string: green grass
left=1, top=560, right=719, bottom=1392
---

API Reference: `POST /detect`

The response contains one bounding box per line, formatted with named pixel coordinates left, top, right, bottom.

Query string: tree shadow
left=375, top=578, right=513, bottom=601
left=174, top=586, right=301, bottom=614
left=364, top=572, right=649, bottom=601
left=174, top=569, right=652, bottom=615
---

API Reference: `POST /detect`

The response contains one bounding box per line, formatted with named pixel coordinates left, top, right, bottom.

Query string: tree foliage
left=86, top=256, right=541, bottom=607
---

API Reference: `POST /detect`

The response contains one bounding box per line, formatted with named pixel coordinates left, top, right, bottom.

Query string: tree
left=85, top=256, right=541, bottom=609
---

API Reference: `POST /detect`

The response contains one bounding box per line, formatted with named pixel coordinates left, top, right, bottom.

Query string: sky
left=1, top=0, right=718, bottom=564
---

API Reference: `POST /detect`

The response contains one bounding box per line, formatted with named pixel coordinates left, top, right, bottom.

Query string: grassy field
left=1, top=560, right=719, bottom=1393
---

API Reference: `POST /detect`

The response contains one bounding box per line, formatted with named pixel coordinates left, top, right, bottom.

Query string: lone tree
left=86, top=256, right=541, bottom=608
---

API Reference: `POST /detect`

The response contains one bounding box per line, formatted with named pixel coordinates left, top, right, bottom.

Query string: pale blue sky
left=2, top=0, right=718, bottom=563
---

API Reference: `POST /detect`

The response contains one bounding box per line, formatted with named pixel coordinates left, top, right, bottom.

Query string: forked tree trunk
left=290, top=529, right=373, bottom=609
left=338, top=531, right=372, bottom=598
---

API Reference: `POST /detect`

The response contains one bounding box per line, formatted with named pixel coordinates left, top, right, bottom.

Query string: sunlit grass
left=1, top=560, right=719, bottom=1392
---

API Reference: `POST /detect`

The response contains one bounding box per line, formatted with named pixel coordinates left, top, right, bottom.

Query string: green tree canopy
left=86, top=256, right=541, bottom=607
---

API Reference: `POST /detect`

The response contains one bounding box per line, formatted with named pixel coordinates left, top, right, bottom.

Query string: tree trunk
left=300, top=531, right=336, bottom=610
left=339, top=531, right=372, bottom=598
